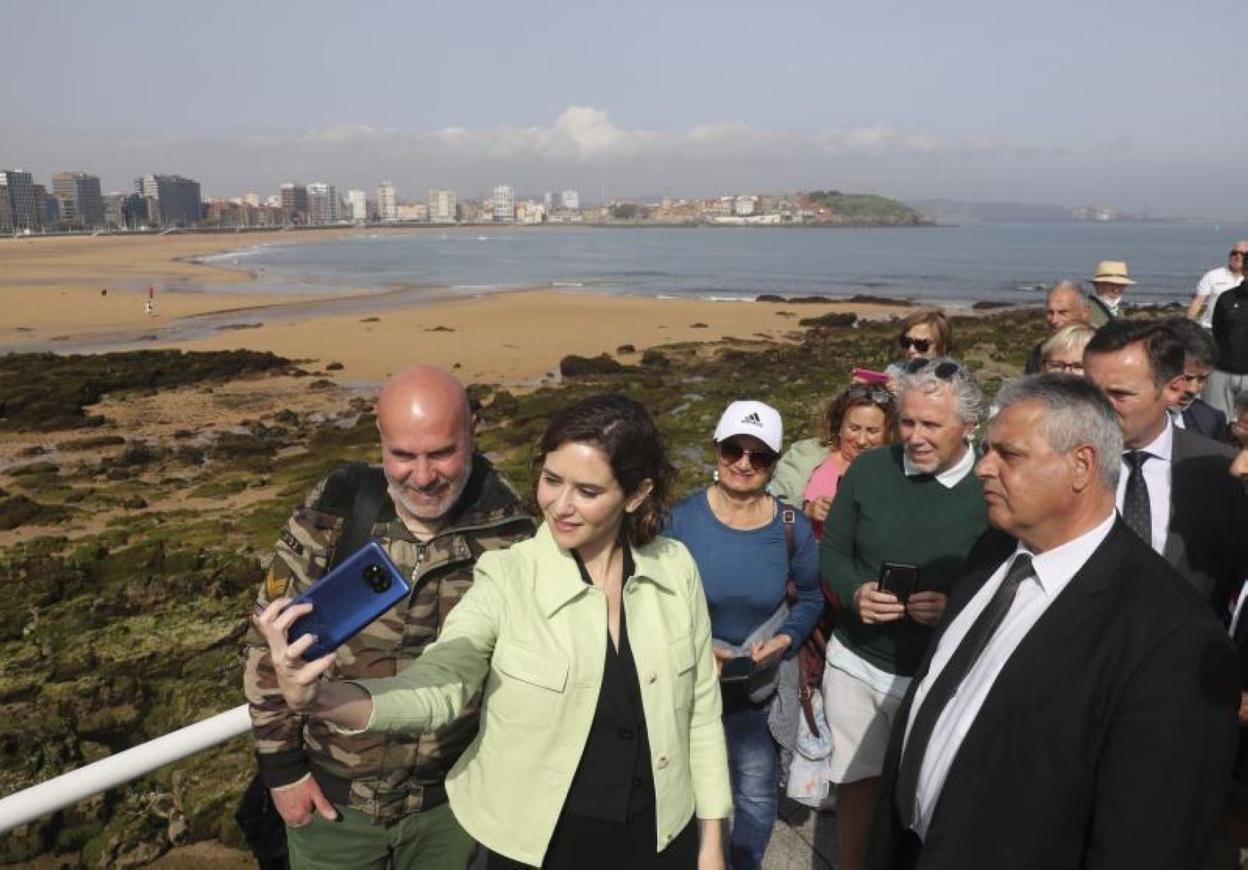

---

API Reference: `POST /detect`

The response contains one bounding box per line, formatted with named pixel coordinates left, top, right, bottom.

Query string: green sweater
left=819, top=443, right=988, bottom=676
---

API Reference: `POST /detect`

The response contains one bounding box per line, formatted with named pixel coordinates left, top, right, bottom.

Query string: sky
left=2, top=0, right=1245, bottom=218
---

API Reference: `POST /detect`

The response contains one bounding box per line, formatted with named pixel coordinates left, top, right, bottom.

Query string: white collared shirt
left=902, top=440, right=976, bottom=489
left=901, top=511, right=1116, bottom=838
left=1114, top=418, right=1173, bottom=555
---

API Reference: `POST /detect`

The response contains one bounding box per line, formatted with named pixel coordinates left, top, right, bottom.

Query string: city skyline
left=2, top=1, right=1245, bottom=219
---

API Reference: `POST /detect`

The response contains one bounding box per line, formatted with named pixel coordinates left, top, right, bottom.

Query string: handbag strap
left=782, top=505, right=797, bottom=604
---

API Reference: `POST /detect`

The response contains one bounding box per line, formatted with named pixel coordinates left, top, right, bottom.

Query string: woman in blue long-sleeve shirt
left=666, top=400, right=822, bottom=870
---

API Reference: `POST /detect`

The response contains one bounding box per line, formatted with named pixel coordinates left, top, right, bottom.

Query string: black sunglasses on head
left=899, top=335, right=932, bottom=352
left=717, top=440, right=779, bottom=471
left=903, top=358, right=961, bottom=379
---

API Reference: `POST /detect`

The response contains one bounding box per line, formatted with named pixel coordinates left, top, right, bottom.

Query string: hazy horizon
left=2, top=0, right=1245, bottom=219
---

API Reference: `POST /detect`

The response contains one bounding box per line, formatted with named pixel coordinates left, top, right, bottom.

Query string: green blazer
left=352, top=523, right=732, bottom=865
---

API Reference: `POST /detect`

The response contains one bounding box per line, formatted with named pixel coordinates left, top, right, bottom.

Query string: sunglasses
left=846, top=384, right=895, bottom=406
left=1232, top=251, right=1247, bottom=258
left=903, top=358, right=961, bottom=379
left=899, top=336, right=932, bottom=352
left=717, top=440, right=779, bottom=470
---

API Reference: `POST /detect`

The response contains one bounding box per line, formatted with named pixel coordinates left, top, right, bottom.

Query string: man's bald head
left=1232, top=241, right=1248, bottom=274
left=1046, top=281, right=1089, bottom=331
left=377, top=366, right=473, bottom=440
left=377, top=367, right=474, bottom=524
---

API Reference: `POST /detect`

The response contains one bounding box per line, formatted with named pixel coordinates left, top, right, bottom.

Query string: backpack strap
left=314, top=463, right=390, bottom=570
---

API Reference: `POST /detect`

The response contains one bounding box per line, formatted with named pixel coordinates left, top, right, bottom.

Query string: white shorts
left=824, top=663, right=905, bottom=784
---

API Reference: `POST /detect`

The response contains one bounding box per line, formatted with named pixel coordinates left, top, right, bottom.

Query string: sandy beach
left=0, top=231, right=910, bottom=383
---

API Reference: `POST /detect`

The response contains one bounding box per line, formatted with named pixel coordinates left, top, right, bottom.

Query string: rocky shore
left=0, top=308, right=1048, bottom=866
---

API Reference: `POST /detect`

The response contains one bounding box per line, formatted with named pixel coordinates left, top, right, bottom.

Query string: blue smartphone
left=287, top=541, right=411, bottom=660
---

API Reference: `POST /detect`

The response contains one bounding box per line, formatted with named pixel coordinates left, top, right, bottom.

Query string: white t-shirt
left=1195, top=266, right=1243, bottom=328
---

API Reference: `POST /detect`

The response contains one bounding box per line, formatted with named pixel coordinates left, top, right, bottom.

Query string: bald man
left=242, top=367, right=535, bottom=869
left=1024, top=281, right=1090, bottom=374
left=1188, top=241, right=1248, bottom=329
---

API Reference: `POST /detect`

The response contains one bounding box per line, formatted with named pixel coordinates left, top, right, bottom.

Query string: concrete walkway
left=762, top=800, right=838, bottom=869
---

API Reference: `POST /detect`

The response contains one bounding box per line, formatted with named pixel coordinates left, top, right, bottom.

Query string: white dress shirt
left=900, top=511, right=1115, bottom=838
left=902, top=440, right=976, bottom=488
left=1113, top=418, right=1173, bottom=555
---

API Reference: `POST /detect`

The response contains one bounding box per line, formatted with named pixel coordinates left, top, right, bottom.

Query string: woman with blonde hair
left=1039, top=322, right=1096, bottom=374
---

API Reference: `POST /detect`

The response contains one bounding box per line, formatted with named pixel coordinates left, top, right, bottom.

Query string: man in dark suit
left=869, top=374, right=1239, bottom=870
left=1083, top=319, right=1248, bottom=613
left=1167, top=317, right=1229, bottom=440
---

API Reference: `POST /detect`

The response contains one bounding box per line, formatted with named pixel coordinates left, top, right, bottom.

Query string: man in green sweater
left=818, top=358, right=989, bottom=870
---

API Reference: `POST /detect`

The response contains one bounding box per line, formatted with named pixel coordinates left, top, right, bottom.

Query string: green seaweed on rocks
left=0, top=349, right=292, bottom=432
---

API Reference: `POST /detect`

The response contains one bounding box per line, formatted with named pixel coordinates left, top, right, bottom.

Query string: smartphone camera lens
left=363, top=563, right=391, bottom=593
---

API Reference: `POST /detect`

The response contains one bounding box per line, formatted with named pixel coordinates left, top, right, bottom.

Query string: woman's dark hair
left=536, top=393, right=675, bottom=547
left=819, top=384, right=899, bottom=447
left=898, top=309, right=954, bottom=356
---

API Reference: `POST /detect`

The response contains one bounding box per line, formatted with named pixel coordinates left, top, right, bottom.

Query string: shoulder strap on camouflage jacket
left=315, top=462, right=392, bottom=570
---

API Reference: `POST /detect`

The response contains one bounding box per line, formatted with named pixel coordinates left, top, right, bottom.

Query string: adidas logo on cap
left=714, top=400, right=783, bottom=453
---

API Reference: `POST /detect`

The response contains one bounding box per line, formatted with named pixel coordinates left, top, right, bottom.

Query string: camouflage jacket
left=242, top=455, right=535, bottom=822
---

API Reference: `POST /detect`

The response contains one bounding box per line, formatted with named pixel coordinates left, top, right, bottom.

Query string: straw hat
left=1091, top=260, right=1135, bottom=286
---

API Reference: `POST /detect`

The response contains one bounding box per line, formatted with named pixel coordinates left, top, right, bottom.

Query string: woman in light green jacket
left=257, top=394, right=731, bottom=869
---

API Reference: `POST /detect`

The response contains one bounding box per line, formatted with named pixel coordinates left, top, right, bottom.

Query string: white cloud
left=299, top=123, right=387, bottom=144
left=2, top=106, right=1240, bottom=217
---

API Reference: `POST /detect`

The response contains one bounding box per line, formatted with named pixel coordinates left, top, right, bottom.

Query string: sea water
left=204, top=222, right=1248, bottom=306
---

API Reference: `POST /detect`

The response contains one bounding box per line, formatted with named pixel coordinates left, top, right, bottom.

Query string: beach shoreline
left=0, top=230, right=930, bottom=384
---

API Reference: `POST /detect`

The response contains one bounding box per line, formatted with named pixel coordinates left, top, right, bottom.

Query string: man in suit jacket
left=1183, top=397, right=1230, bottom=441
left=869, top=374, right=1239, bottom=870
left=1167, top=317, right=1230, bottom=441
left=1084, top=319, right=1248, bottom=613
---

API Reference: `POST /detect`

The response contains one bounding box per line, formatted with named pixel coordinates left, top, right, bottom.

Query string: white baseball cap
left=713, top=400, right=783, bottom=453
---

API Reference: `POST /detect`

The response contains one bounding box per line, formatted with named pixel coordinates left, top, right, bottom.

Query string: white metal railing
left=0, top=703, right=251, bottom=835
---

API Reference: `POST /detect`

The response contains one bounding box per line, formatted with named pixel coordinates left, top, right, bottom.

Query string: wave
left=653, top=293, right=756, bottom=303
left=597, top=269, right=677, bottom=279
left=197, top=245, right=274, bottom=263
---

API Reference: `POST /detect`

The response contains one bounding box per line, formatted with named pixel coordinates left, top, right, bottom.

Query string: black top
left=1212, top=281, right=1248, bottom=374
left=563, top=546, right=656, bottom=823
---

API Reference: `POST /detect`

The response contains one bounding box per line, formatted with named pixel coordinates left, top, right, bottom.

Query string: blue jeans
left=723, top=703, right=778, bottom=870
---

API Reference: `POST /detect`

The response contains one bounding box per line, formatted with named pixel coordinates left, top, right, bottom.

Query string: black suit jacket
left=869, top=521, right=1239, bottom=870
left=1180, top=399, right=1229, bottom=443
left=1166, top=426, right=1247, bottom=613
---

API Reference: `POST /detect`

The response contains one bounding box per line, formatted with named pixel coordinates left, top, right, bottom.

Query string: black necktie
left=895, top=553, right=1036, bottom=832
left=1122, top=451, right=1151, bottom=544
